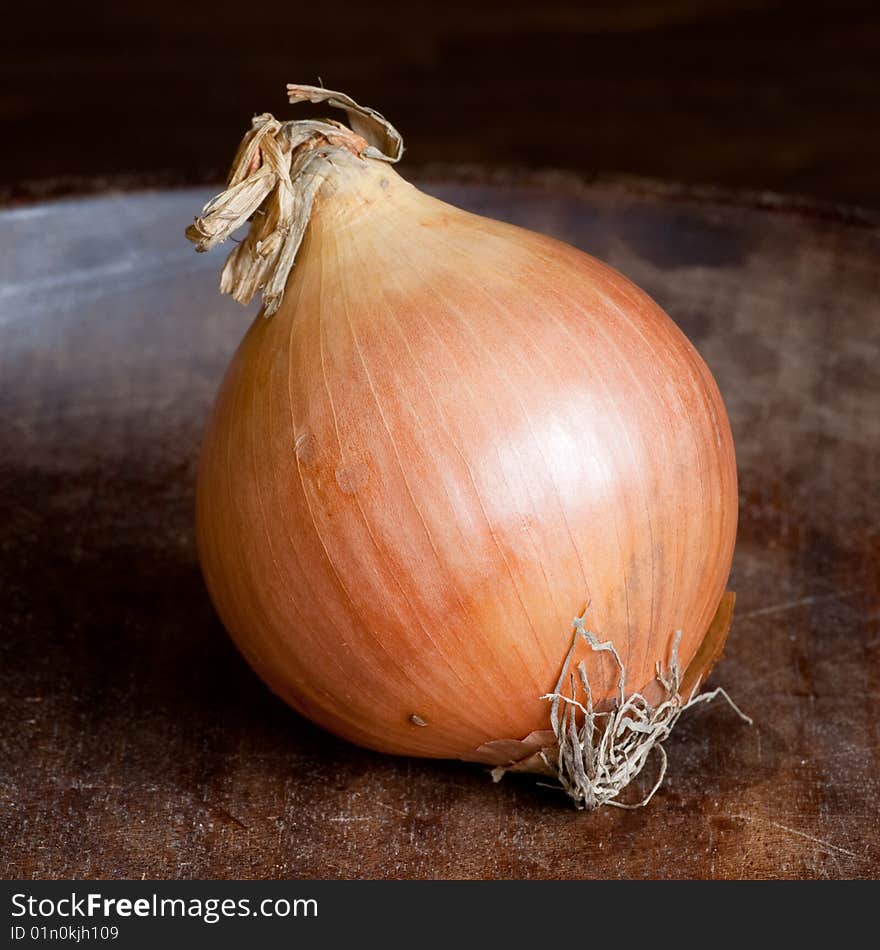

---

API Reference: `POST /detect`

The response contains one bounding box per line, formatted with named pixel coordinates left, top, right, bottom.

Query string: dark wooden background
left=1, top=179, right=878, bottom=880
left=2, top=0, right=879, bottom=881
left=2, top=0, right=878, bottom=207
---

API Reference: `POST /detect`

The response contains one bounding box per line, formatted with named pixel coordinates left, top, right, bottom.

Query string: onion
left=186, top=85, right=747, bottom=808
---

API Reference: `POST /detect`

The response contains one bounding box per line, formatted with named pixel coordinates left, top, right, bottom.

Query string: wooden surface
left=1, top=177, right=878, bottom=879
left=3, top=1, right=879, bottom=209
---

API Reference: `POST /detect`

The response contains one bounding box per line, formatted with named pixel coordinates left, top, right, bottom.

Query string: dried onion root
left=492, top=607, right=751, bottom=809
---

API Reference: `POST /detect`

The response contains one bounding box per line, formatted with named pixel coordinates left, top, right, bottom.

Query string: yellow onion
left=186, top=85, right=744, bottom=808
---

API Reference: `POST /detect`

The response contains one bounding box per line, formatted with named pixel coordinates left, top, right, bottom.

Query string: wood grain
left=2, top=1, right=879, bottom=208
left=1, top=177, right=878, bottom=879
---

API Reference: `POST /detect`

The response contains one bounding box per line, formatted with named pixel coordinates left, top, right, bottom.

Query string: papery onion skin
left=196, top=154, right=738, bottom=762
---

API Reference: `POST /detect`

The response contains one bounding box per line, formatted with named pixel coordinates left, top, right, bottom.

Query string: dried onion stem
left=186, top=85, right=403, bottom=314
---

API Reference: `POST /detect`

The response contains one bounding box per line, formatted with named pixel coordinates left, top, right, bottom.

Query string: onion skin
left=196, top=154, right=738, bottom=762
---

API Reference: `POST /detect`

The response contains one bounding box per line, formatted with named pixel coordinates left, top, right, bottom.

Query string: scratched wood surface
left=1, top=178, right=878, bottom=879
